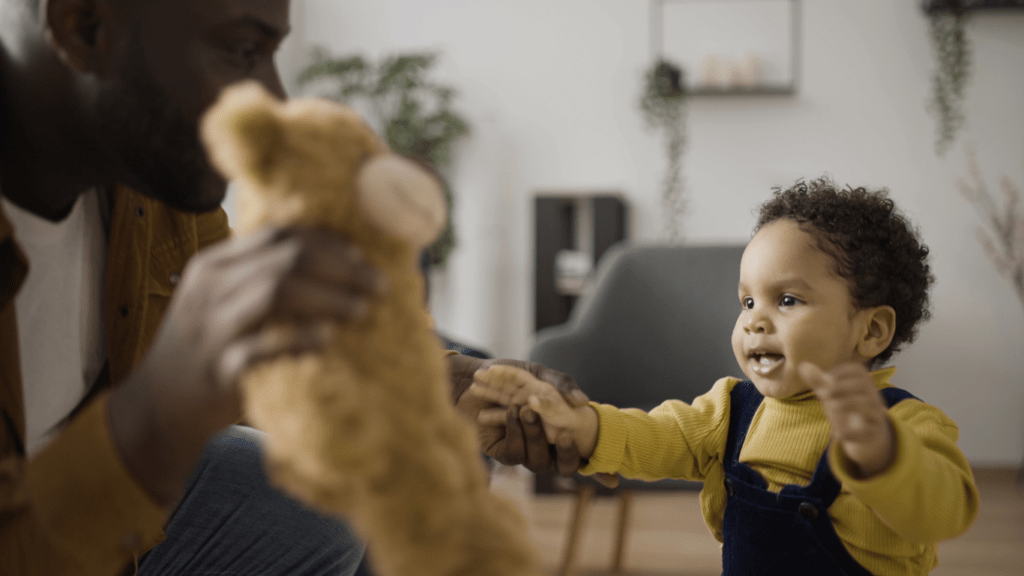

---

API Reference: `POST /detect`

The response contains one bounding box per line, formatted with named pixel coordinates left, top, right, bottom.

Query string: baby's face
left=731, top=219, right=870, bottom=399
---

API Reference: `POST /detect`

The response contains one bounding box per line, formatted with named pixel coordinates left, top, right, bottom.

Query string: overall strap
left=724, top=381, right=765, bottom=469
left=879, top=386, right=919, bottom=407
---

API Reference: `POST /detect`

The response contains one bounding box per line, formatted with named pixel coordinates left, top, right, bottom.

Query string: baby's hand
left=799, top=362, right=895, bottom=479
left=470, top=365, right=579, bottom=444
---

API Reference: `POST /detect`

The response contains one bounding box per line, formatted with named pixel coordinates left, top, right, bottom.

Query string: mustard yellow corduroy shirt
left=1, top=185, right=231, bottom=576
left=580, top=368, right=979, bottom=576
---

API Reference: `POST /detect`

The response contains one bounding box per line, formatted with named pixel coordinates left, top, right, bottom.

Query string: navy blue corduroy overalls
left=720, top=381, right=917, bottom=576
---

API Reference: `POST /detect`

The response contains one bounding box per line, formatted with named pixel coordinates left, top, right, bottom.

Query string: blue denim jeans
left=136, top=426, right=365, bottom=576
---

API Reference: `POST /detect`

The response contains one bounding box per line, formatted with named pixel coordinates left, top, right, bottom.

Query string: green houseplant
left=640, top=59, right=688, bottom=243
left=298, top=49, right=470, bottom=266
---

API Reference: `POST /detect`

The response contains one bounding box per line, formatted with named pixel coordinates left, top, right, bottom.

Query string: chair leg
left=611, top=490, right=634, bottom=573
left=558, top=483, right=596, bottom=576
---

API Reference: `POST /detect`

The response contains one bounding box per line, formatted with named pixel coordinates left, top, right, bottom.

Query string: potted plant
left=639, top=59, right=688, bottom=242
left=298, top=49, right=470, bottom=266
left=924, top=0, right=972, bottom=155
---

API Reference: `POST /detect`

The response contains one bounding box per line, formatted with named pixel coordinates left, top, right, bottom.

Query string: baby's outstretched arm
left=470, top=365, right=598, bottom=458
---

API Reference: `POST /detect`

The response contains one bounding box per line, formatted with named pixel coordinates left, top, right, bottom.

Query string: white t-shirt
left=1, top=190, right=109, bottom=456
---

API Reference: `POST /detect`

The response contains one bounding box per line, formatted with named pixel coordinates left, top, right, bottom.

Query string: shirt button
left=118, top=306, right=129, bottom=317
left=169, top=273, right=181, bottom=287
left=724, top=477, right=735, bottom=496
left=798, top=501, right=819, bottom=521
left=120, top=531, right=141, bottom=551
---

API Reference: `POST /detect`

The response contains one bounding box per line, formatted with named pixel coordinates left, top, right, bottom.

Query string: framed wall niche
left=651, top=0, right=801, bottom=96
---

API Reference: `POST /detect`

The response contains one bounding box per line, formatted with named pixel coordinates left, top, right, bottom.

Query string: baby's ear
left=200, top=81, right=286, bottom=186
left=857, top=305, right=896, bottom=360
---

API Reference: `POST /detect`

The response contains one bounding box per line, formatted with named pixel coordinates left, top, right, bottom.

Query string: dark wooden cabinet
left=534, top=195, right=627, bottom=332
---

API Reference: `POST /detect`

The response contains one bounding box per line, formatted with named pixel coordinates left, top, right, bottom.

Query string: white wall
left=249, top=0, right=1024, bottom=466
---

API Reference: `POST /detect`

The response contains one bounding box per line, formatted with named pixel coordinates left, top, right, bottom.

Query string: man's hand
left=108, top=226, right=386, bottom=505
left=799, top=362, right=896, bottom=479
left=471, top=365, right=600, bottom=459
left=450, top=354, right=588, bottom=476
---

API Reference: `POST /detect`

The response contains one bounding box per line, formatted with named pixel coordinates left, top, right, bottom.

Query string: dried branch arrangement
left=958, top=147, right=1024, bottom=309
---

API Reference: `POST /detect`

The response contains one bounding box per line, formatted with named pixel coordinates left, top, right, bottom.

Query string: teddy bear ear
left=200, top=81, right=286, bottom=185
left=356, top=154, right=447, bottom=248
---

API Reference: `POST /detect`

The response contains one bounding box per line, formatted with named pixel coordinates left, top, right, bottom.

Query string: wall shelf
left=688, top=85, right=796, bottom=97
left=923, top=0, right=1024, bottom=14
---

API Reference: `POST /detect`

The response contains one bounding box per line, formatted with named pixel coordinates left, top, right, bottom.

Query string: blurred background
left=225, top=0, right=1024, bottom=471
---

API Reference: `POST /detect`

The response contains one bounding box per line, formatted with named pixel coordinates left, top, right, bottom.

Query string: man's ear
left=856, top=305, right=896, bottom=360
left=44, top=0, right=115, bottom=74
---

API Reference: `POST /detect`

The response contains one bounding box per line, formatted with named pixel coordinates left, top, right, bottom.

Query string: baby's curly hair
left=754, top=177, right=934, bottom=366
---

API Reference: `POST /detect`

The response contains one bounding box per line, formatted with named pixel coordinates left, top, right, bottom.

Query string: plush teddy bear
left=199, top=82, right=541, bottom=576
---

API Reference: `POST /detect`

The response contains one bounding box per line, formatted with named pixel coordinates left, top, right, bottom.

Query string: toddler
left=471, top=179, right=978, bottom=576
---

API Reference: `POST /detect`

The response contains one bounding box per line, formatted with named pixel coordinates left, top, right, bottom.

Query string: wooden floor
left=490, top=466, right=1024, bottom=576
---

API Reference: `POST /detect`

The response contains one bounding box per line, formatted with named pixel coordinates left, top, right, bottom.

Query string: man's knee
left=205, top=425, right=266, bottom=469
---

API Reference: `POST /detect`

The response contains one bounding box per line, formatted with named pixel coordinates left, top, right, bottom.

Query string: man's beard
left=92, top=39, right=227, bottom=213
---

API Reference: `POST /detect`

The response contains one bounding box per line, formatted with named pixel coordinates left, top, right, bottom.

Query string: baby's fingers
left=803, top=362, right=878, bottom=400
left=527, top=393, right=555, bottom=415
left=478, top=407, right=511, bottom=427
left=473, top=366, right=538, bottom=404
left=827, top=397, right=887, bottom=442
left=467, top=382, right=514, bottom=406
left=798, top=362, right=831, bottom=392
left=527, top=393, right=574, bottom=429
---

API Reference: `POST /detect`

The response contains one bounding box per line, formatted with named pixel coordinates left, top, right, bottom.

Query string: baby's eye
left=741, top=297, right=754, bottom=310
left=780, top=295, right=799, bottom=307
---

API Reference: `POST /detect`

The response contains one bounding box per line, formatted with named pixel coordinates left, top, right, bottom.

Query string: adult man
left=0, top=1, right=583, bottom=574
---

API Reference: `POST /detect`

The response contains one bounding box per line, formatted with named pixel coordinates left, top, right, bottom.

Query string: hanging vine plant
left=298, top=49, right=470, bottom=266
left=925, top=0, right=972, bottom=155
left=640, top=59, right=688, bottom=243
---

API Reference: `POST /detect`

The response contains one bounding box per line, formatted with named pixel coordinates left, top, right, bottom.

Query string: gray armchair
left=528, top=242, right=745, bottom=574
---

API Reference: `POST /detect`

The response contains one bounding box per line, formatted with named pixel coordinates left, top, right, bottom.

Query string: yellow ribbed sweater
left=579, top=367, right=979, bottom=576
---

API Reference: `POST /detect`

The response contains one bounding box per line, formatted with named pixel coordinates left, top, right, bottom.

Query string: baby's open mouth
left=748, top=352, right=784, bottom=376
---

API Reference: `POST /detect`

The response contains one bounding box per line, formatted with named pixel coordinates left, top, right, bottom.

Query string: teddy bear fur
left=200, top=82, right=541, bottom=576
